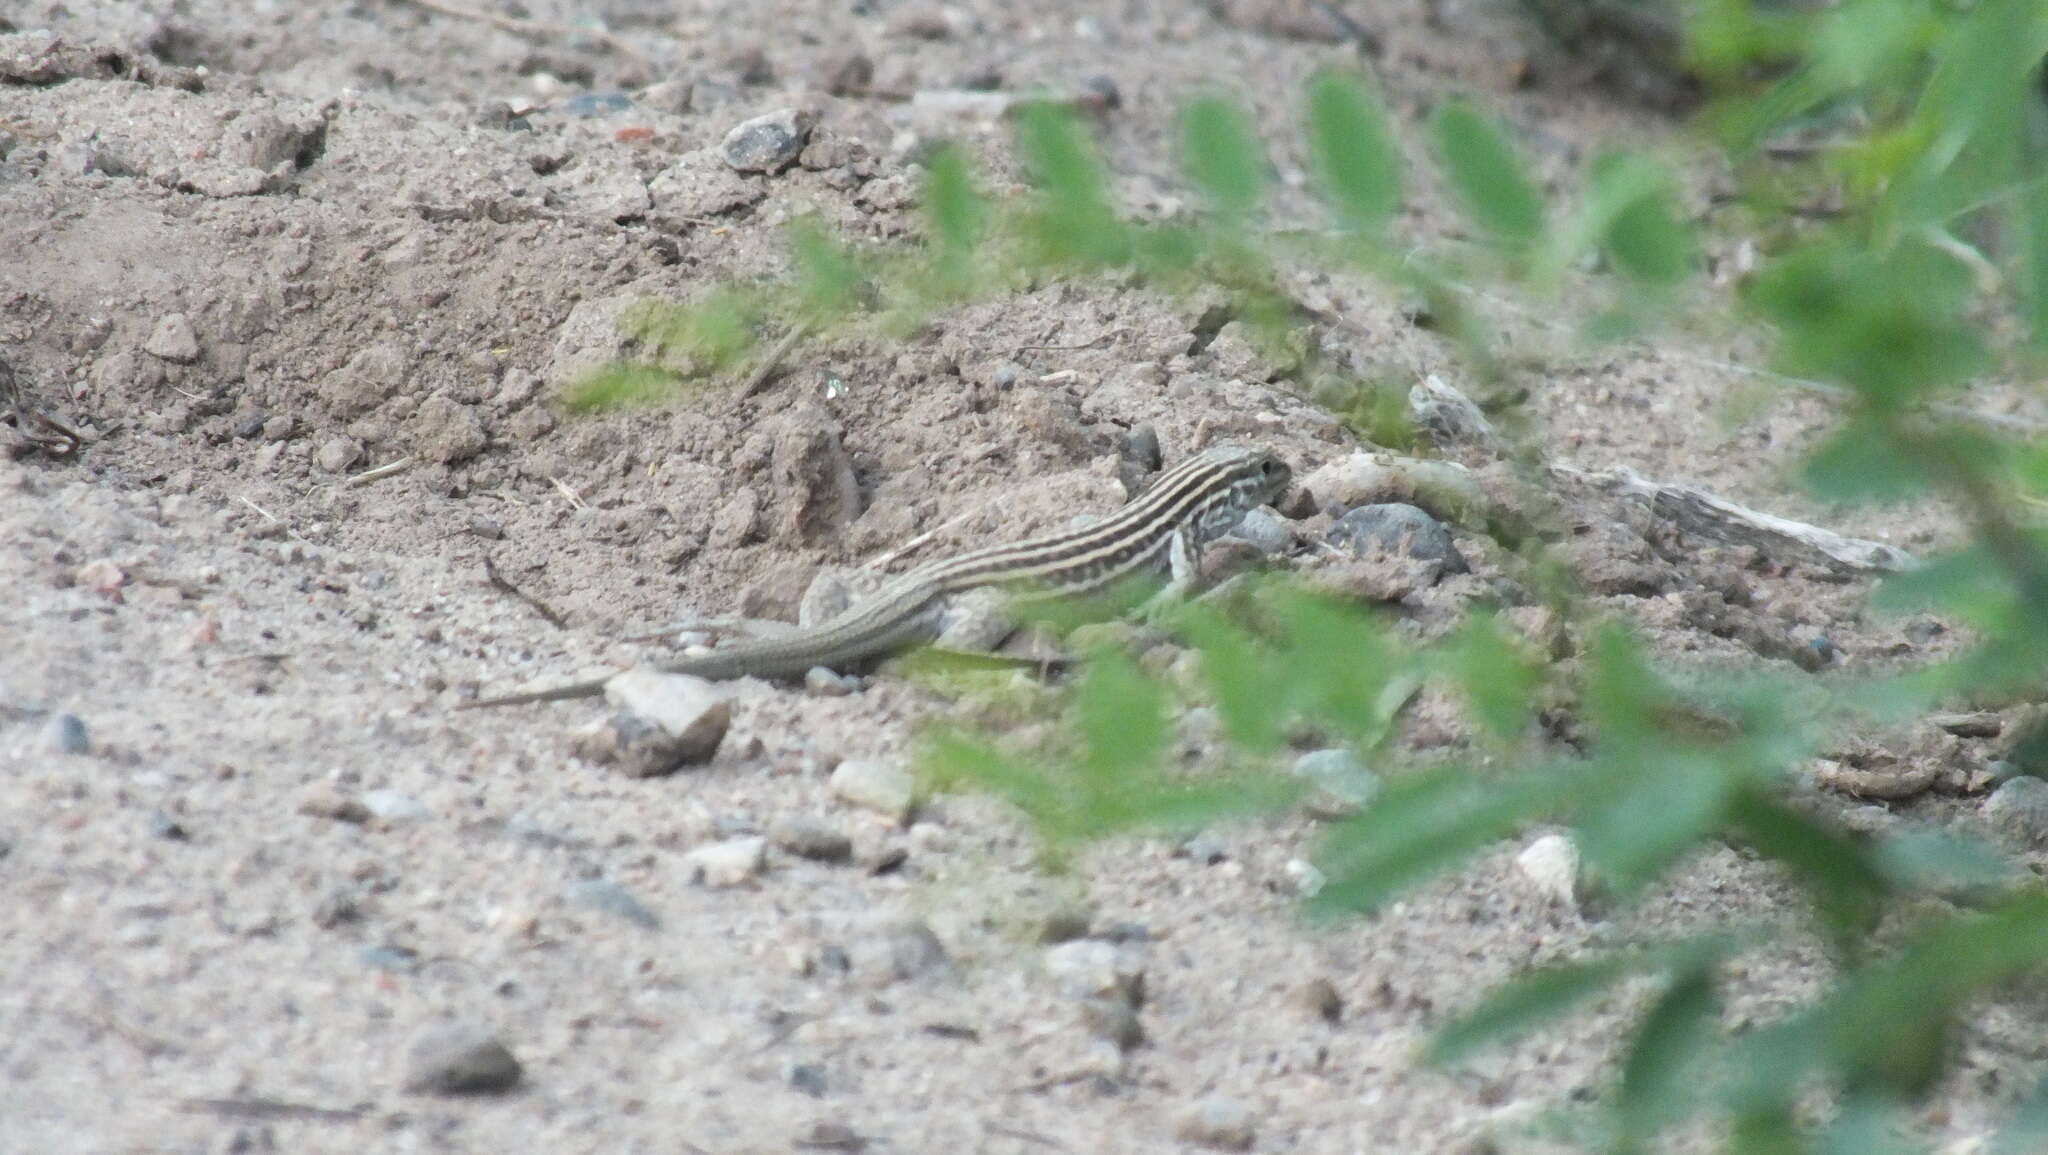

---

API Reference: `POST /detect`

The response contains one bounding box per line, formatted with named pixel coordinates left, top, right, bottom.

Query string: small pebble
left=147, top=812, right=188, bottom=841
left=769, top=815, right=853, bottom=863
left=1224, top=506, right=1293, bottom=556
left=783, top=1061, right=828, bottom=1097
left=562, top=90, right=633, bottom=117
left=145, top=313, right=201, bottom=363
left=721, top=108, right=813, bottom=174
left=468, top=514, right=505, bottom=540
left=1517, top=833, right=1580, bottom=904
left=1043, top=939, right=1144, bottom=1004
left=42, top=712, right=89, bottom=755
left=1985, top=777, right=2048, bottom=849
left=360, top=944, right=421, bottom=973
left=1293, top=977, right=1343, bottom=1023
left=361, top=789, right=431, bottom=823
left=875, top=918, right=952, bottom=982
left=567, top=878, right=660, bottom=928
left=1284, top=858, right=1326, bottom=897
left=576, top=672, right=732, bottom=776
left=830, top=759, right=915, bottom=823
left=404, top=1023, right=522, bottom=1095
left=1178, top=832, right=1228, bottom=865
left=1038, top=906, right=1093, bottom=944
left=314, top=436, right=362, bottom=473
left=296, top=783, right=371, bottom=824
left=683, top=835, right=767, bottom=886
left=805, top=666, right=861, bottom=696
left=1175, top=1097, right=1256, bottom=1152
left=1290, top=748, right=1379, bottom=817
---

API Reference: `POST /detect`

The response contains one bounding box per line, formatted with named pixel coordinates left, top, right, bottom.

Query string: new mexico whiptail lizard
left=462, top=443, right=1292, bottom=708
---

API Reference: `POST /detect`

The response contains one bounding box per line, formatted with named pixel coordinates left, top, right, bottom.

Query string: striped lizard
left=462, top=443, right=1292, bottom=708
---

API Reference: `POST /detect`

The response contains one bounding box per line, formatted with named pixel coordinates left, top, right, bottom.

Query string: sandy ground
left=4, top=2, right=2042, bottom=1153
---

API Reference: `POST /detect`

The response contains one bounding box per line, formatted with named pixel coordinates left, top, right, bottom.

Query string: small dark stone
left=770, top=815, right=854, bottom=863
left=360, top=944, right=421, bottom=973
left=567, top=878, right=660, bottom=929
left=1327, top=503, right=1469, bottom=573
left=44, top=712, right=90, bottom=754
left=1178, top=832, right=1228, bottom=865
left=148, top=812, right=189, bottom=841
left=1078, top=74, right=1122, bottom=112
left=233, top=410, right=269, bottom=439
left=1098, top=921, right=1151, bottom=944
left=721, top=108, right=813, bottom=174
left=1038, top=907, right=1093, bottom=944
left=404, top=1023, right=522, bottom=1095
left=562, top=91, right=633, bottom=118
left=784, top=1061, right=828, bottom=1097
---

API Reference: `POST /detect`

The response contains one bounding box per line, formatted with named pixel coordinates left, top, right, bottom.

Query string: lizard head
left=1182, top=443, right=1293, bottom=544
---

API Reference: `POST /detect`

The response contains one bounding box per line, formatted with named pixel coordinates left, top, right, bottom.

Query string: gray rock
left=683, top=835, right=767, bottom=886
left=1178, top=832, right=1228, bottom=865
left=42, top=712, right=89, bottom=754
left=1985, top=776, right=2048, bottom=849
left=805, top=666, right=861, bottom=696
left=568, top=878, right=660, bottom=928
left=1224, top=506, right=1292, bottom=556
left=404, top=1023, right=522, bottom=1094
left=783, top=1061, right=828, bottom=1097
left=314, top=436, right=363, bottom=473
left=769, top=815, right=853, bottom=863
left=1408, top=374, right=1499, bottom=450
left=1284, top=857, right=1326, bottom=897
left=145, top=313, right=201, bottom=363
left=1291, top=748, right=1379, bottom=817
left=573, top=671, right=732, bottom=776
left=1328, top=503, right=1469, bottom=573
left=408, top=395, right=488, bottom=464
left=880, top=918, right=952, bottom=981
left=722, top=108, right=813, bottom=174
left=360, top=944, right=421, bottom=973
left=1293, top=977, right=1343, bottom=1023
left=830, top=759, right=914, bottom=822
left=1517, top=833, right=1581, bottom=904
left=1043, top=939, right=1144, bottom=1004
left=361, top=789, right=431, bottom=823
left=148, top=811, right=188, bottom=841
left=1176, top=1097, right=1256, bottom=1151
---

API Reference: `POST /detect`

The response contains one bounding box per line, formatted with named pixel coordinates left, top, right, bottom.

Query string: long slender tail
left=457, top=675, right=616, bottom=709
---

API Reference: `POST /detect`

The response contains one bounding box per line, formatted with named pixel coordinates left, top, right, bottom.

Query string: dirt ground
left=4, top=2, right=2041, bottom=1153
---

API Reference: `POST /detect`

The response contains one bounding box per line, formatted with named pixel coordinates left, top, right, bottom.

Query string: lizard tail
left=457, top=676, right=614, bottom=709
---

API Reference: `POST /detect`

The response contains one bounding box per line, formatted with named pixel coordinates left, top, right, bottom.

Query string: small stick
left=735, top=322, right=812, bottom=400
left=343, top=456, right=414, bottom=487
left=237, top=495, right=314, bottom=544
left=482, top=554, right=568, bottom=628
left=179, top=1098, right=365, bottom=1124
left=393, top=0, right=649, bottom=69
